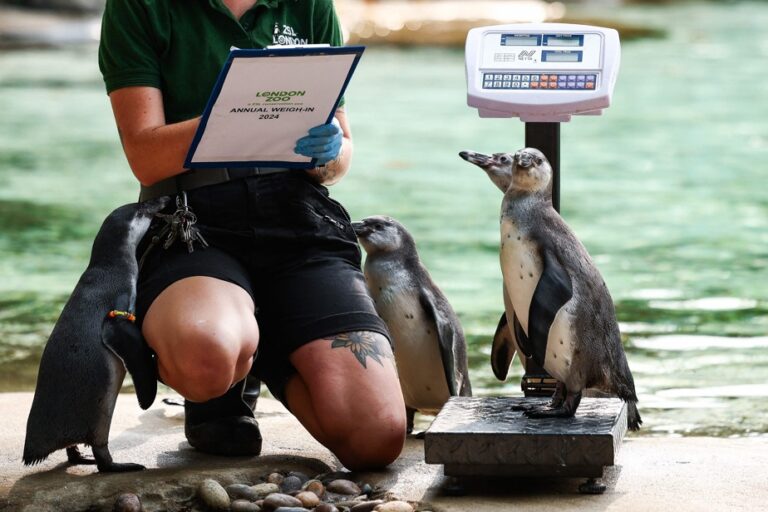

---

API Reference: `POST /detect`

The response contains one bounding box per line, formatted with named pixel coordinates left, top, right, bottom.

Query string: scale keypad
left=483, top=73, right=597, bottom=90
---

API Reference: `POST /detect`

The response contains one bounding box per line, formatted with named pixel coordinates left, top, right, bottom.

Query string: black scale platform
left=424, top=396, right=627, bottom=479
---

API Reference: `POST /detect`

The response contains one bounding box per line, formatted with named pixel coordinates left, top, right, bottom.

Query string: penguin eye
left=374, top=223, right=383, bottom=230
left=536, top=157, right=544, bottom=166
left=499, top=155, right=512, bottom=165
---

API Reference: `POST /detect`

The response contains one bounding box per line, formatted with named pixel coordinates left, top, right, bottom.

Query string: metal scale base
left=424, top=396, right=627, bottom=480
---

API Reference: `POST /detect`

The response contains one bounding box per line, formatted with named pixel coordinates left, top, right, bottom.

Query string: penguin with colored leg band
left=23, top=197, right=169, bottom=471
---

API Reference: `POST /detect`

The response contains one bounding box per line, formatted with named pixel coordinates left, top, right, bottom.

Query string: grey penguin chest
left=365, top=262, right=450, bottom=412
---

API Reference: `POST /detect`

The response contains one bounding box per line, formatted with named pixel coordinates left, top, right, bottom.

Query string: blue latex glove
left=294, top=120, right=343, bottom=165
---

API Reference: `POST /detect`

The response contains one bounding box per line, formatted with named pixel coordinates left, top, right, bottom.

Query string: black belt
left=138, top=167, right=292, bottom=201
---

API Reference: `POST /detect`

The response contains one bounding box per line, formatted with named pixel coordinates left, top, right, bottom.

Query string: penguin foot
left=523, top=405, right=576, bottom=419
left=66, top=446, right=96, bottom=465
left=524, top=391, right=582, bottom=419
left=92, top=445, right=145, bottom=472
left=511, top=404, right=534, bottom=412
left=97, top=461, right=146, bottom=473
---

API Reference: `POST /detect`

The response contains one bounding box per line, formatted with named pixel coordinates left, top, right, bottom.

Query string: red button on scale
left=548, top=82, right=558, bottom=89
left=586, top=82, right=595, bottom=89
left=530, top=82, right=539, bottom=88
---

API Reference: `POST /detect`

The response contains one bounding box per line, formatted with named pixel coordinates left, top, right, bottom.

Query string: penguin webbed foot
left=92, top=445, right=145, bottom=473
left=524, top=391, right=582, bottom=420
left=97, top=461, right=146, bottom=473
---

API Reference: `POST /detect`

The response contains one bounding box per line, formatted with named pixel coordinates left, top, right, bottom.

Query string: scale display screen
left=543, top=35, right=584, bottom=47
left=542, top=51, right=583, bottom=63
left=501, top=34, right=540, bottom=46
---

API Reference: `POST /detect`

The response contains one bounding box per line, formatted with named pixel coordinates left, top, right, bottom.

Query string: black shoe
left=184, top=376, right=262, bottom=456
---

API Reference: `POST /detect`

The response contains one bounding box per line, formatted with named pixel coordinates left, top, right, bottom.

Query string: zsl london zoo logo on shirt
left=273, top=23, right=308, bottom=45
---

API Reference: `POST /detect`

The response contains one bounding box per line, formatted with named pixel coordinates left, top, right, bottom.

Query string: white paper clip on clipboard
left=184, top=45, right=365, bottom=169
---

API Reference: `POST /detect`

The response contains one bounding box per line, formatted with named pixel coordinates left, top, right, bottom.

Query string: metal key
left=155, top=192, right=208, bottom=253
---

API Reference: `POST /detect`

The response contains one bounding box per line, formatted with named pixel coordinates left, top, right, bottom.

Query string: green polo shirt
left=99, top=0, right=344, bottom=124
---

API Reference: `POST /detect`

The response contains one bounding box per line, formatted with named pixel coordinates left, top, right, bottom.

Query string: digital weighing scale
left=424, top=23, right=625, bottom=494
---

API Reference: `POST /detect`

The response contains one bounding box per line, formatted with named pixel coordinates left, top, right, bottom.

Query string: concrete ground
left=1, top=392, right=766, bottom=511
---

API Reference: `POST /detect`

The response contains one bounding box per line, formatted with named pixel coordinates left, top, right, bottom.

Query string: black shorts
left=135, top=172, right=389, bottom=403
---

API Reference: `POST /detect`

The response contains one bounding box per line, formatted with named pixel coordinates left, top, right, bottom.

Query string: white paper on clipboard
left=185, top=46, right=363, bottom=169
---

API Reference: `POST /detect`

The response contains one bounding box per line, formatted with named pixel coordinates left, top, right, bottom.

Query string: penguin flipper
left=419, top=288, right=461, bottom=397
left=102, top=320, right=157, bottom=410
left=491, top=313, right=515, bottom=381
left=528, top=248, right=573, bottom=367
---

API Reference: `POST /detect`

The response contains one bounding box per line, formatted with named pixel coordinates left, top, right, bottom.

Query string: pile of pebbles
left=113, top=470, right=425, bottom=512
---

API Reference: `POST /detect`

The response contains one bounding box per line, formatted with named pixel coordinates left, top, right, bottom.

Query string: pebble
left=228, top=483, right=260, bottom=501
left=198, top=479, right=231, bottom=511
left=288, top=471, right=310, bottom=484
left=281, top=475, right=303, bottom=493
left=327, top=479, right=361, bottom=495
left=267, top=473, right=285, bottom=485
left=231, top=500, right=261, bottom=512
left=112, top=493, right=142, bottom=512
left=350, top=501, right=384, bottom=512
left=360, top=484, right=373, bottom=497
left=262, top=493, right=303, bottom=510
left=302, top=479, right=325, bottom=497
left=295, top=491, right=320, bottom=508
left=374, top=501, right=413, bottom=512
left=272, top=508, right=309, bottom=512
left=251, top=483, right=282, bottom=498
left=313, top=504, right=340, bottom=512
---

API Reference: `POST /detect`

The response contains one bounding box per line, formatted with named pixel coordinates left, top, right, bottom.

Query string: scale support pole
left=525, top=122, right=560, bottom=211
left=521, top=122, right=561, bottom=396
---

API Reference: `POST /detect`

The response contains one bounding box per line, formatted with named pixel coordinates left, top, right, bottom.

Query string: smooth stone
left=374, top=501, right=413, bottom=512
left=288, top=471, right=310, bottom=484
left=267, top=473, right=285, bottom=485
left=302, top=479, right=325, bottom=497
left=281, top=476, right=303, bottom=493
left=251, top=483, right=282, bottom=498
left=112, top=493, right=142, bottom=512
left=272, top=508, right=308, bottom=512
left=198, top=479, right=231, bottom=511
left=317, top=472, right=355, bottom=485
left=232, top=500, right=262, bottom=512
left=313, top=504, right=339, bottom=512
left=295, top=491, right=320, bottom=508
left=262, top=493, right=303, bottom=510
left=350, top=501, right=384, bottom=512
left=360, top=484, right=373, bottom=497
left=228, top=484, right=260, bottom=501
left=327, top=480, right=361, bottom=496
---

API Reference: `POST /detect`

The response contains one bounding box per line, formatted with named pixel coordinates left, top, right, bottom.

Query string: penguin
left=352, top=216, right=472, bottom=434
left=23, top=197, right=169, bottom=472
left=460, top=148, right=641, bottom=430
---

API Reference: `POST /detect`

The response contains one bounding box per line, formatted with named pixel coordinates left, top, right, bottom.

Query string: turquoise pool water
left=0, top=1, right=766, bottom=436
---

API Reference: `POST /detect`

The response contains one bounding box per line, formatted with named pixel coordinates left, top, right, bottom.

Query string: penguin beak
left=351, top=221, right=371, bottom=238
left=459, top=151, right=492, bottom=169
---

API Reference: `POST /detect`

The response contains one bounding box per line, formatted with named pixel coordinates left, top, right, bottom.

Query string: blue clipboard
left=184, top=45, right=365, bottom=169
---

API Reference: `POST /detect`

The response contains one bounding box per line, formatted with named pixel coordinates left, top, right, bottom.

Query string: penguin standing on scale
left=460, top=148, right=641, bottom=430
left=353, top=216, right=472, bottom=434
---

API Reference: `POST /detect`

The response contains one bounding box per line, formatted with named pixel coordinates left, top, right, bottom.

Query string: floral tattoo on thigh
left=330, top=331, right=392, bottom=369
